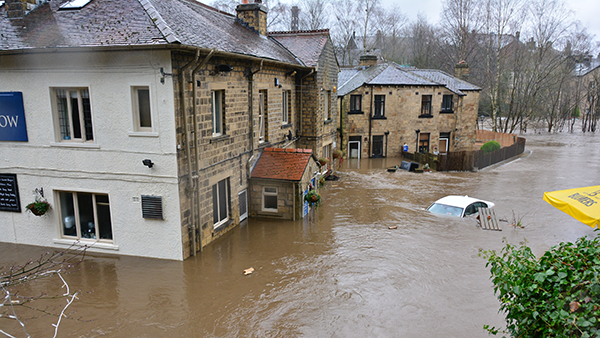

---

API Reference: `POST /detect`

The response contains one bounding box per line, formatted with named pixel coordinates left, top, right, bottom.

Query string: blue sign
left=0, top=92, right=28, bottom=142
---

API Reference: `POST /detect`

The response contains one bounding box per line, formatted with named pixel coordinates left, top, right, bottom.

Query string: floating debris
left=243, top=267, right=254, bottom=275
left=388, top=226, right=398, bottom=230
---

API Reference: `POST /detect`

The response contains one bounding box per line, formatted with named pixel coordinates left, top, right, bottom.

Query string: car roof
left=432, top=195, right=491, bottom=209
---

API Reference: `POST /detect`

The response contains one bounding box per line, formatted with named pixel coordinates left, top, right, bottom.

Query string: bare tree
left=404, top=14, right=441, bottom=68
left=1, top=245, right=86, bottom=338
left=297, top=0, right=330, bottom=30
left=440, top=0, right=486, bottom=64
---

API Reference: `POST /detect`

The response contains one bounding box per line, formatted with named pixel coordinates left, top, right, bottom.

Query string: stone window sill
left=419, top=114, right=434, bottom=119
left=210, top=134, right=230, bottom=143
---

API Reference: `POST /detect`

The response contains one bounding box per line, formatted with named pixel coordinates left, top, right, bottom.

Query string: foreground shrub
left=481, top=140, right=501, bottom=153
left=482, top=234, right=600, bottom=337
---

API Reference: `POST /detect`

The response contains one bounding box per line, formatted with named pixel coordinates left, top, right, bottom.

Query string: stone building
left=0, top=0, right=337, bottom=260
left=337, top=57, right=480, bottom=159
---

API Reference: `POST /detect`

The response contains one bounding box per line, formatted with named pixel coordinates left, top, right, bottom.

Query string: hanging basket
left=26, top=200, right=51, bottom=216
left=304, top=190, right=321, bottom=207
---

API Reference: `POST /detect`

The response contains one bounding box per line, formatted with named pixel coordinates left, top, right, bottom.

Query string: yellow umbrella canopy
left=543, top=185, right=600, bottom=228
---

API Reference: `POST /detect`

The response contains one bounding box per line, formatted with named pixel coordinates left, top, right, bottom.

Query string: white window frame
left=56, top=190, right=113, bottom=243
left=213, top=178, right=230, bottom=228
left=52, top=87, right=94, bottom=143
left=131, top=86, right=153, bottom=132
left=324, top=90, right=331, bottom=121
left=262, top=186, right=278, bottom=212
left=282, top=90, right=289, bottom=124
left=212, top=90, right=224, bottom=137
left=259, top=91, right=267, bottom=142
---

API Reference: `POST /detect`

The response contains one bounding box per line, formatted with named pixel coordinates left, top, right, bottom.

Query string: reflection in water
left=1, top=132, right=599, bottom=337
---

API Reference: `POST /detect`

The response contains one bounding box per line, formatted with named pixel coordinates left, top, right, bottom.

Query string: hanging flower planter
left=318, top=158, right=329, bottom=166
left=304, top=190, right=321, bottom=207
left=26, top=200, right=51, bottom=216
left=332, top=149, right=344, bottom=159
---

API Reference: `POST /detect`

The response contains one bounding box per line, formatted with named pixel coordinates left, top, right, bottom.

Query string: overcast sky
left=197, top=0, right=600, bottom=48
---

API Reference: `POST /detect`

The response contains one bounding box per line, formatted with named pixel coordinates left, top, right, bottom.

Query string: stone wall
left=340, top=85, right=480, bottom=158
left=172, top=50, right=321, bottom=258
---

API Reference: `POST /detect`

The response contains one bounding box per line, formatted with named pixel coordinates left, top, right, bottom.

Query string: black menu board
left=0, top=174, right=21, bottom=212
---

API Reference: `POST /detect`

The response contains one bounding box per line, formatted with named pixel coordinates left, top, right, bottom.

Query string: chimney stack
left=291, top=6, right=299, bottom=31
left=359, top=54, right=378, bottom=67
left=236, top=0, right=268, bottom=36
left=6, top=0, right=43, bottom=19
left=455, top=61, right=469, bottom=81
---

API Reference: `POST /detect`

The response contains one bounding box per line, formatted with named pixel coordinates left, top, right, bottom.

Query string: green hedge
left=481, top=140, right=501, bottom=154
left=482, top=234, right=600, bottom=337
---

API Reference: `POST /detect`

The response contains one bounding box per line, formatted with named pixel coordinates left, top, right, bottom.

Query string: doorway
left=348, top=136, right=361, bottom=159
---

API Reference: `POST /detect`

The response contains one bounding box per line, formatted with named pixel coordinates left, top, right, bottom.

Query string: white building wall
left=0, top=49, right=183, bottom=260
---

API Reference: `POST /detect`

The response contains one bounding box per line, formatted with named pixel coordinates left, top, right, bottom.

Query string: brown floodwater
left=2, top=131, right=599, bottom=337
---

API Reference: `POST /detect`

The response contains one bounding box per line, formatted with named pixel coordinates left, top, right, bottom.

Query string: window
left=58, top=191, right=112, bottom=241
left=421, top=95, right=432, bottom=116
left=419, top=132, right=430, bottom=153
left=212, top=178, right=230, bottom=228
left=324, top=90, right=331, bottom=121
left=350, top=95, right=362, bottom=112
left=441, top=95, right=453, bottom=113
left=374, top=95, right=385, bottom=117
left=282, top=90, right=290, bottom=124
left=53, top=88, right=93, bottom=142
left=211, top=90, right=225, bottom=136
left=262, top=187, right=278, bottom=211
left=132, top=86, right=152, bottom=132
left=259, top=90, right=267, bottom=142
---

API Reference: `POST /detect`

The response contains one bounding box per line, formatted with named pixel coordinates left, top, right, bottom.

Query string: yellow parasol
left=543, top=185, right=600, bottom=228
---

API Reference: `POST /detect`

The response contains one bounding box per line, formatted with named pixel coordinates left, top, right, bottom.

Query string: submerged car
left=427, top=195, right=495, bottom=218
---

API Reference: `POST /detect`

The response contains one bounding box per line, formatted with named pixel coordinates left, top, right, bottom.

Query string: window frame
left=132, top=86, right=153, bottom=132
left=57, top=190, right=113, bottom=243
left=324, top=90, right=331, bottom=121
left=259, top=90, right=267, bottom=143
left=212, top=178, right=230, bottom=229
left=374, top=95, right=385, bottom=117
left=441, top=94, right=454, bottom=113
left=282, top=90, right=290, bottom=124
left=211, top=90, right=225, bottom=137
left=262, top=186, right=278, bottom=212
left=51, top=87, right=94, bottom=143
left=349, top=94, right=362, bottom=113
left=420, top=95, right=432, bottom=117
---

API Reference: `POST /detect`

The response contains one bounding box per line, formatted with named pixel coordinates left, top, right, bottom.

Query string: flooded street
left=2, top=131, right=599, bottom=337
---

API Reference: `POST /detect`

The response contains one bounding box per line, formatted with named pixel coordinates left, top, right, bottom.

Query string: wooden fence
left=403, top=137, right=526, bottom=172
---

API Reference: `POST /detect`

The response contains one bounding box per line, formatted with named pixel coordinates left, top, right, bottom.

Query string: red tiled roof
left=251, top=148, right=313, bottom=181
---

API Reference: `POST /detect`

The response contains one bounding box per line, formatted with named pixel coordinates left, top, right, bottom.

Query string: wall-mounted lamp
left=286, top=130, right=293, bottom=140
left=142, top=159, right=154, bottom=168
left=160, top=67, right=174, bottom=85
left=218, top=64, right=233, bottom=72
left=274, top=77, right=280, bottom=87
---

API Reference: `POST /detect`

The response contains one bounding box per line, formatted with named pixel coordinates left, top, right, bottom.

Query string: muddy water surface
left=2, top=131, right=599, bottom=337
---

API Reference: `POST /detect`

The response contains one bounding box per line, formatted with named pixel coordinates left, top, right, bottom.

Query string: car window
left=464, top=204, right=477, bottom=216
left=427, top=203, right=463, bottom=217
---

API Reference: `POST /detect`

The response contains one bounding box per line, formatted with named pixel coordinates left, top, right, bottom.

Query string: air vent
left=141, top=195, right=163, bottom=220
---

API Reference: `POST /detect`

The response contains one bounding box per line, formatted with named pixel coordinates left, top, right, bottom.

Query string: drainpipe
left=415, top=129, right=420, bottom=153
left=368, top=85, right=373, bottom=157
left=180, top=49, right=200, bottom=256
left=246, top=60, right=263, bottom=174
left=190, top=48, right=215, bottom=254
left=339, top=96, right=344, bottom=155
left=384, top=130, right=389, bottom=157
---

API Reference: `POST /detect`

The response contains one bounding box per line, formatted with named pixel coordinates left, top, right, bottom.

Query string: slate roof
left=268, top=30, right=330, bottom=67
left=251, top=148, right=313, bottom=182
left=337, top=63, right=480, bottom=97
left=0, top=0, right=301, bottom=65
left=573, top=58, right=600, bottom=77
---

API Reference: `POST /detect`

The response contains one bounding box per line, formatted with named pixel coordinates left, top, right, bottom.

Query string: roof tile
left=251, top=148, right=313, bottom=181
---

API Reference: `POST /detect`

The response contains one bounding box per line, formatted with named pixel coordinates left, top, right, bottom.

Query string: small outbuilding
left=250, top=148, right=321, bottom=220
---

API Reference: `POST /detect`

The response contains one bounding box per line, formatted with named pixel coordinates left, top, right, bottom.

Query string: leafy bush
left=481, top=140, right=501, bottom=154
left=482, top=234, right=600, bottom=337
